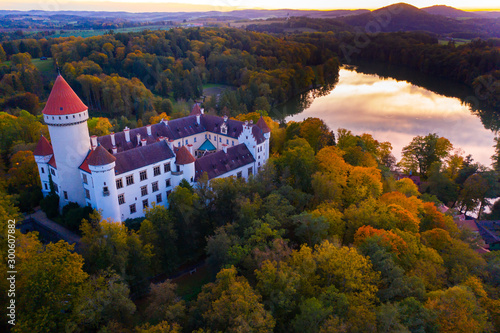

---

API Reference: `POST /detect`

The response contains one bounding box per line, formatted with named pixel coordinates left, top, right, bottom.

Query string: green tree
left=191, top=266, right=275, bottom=332
left=15, top=238, right=88, bottom=332
left=399, top=134, right=453, bottom=176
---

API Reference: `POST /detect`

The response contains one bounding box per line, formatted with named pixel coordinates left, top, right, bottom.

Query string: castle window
left=82, top=174, right=88, bottom=184
left=248, top=167, right=253, bottom=176
left=153, top=166, right=161, bottom=176
left=164, top=163, right=171, bottom=173
left=142, top=199, right=149, bottom=209
left=178, top=142, right=181, bottom=147
left=205, top=134, right=207, bottom=139
left=166, top=190, right=172, bottom=198
left=103, top=187, right=109, bottom=196
left=85, top=189, right=90, bottom=199
left=232, top=141, right=235, bottom=146
left=54, top=184, right=58, bottom=193
left=185, top=139, right=188, bottom=145
left=41, top=167, right=45, bottom=174
left=237, top=171, right=242, bottom=179
left=116, top=178, right=123, bottom=189
left=194, top=137, right=197, bottom=143
left=63, top=191, right=68, bottom=200
left=219, top=138, right=221, bottom=142
left=166, top=179, right=171, bottom=187
left=226, top=139, right=229, bottom=144
left=130, top=204, right=136, bottom=214
left=141, top=185, right=148, bottom=196
left=209, top=134, right=211, bottom=140
left=156, top=193, right=162, bottom=203
left=140, top=170, right=147, bottom=181
left=44, top=183, right=48, bottom=190
left=126, top=175, right=134, bottom=186
left=152, top=181, right=159, bottom=192
left=51, top=169, right=55, bottom=176
left=118, top=194, right=125, bottom=205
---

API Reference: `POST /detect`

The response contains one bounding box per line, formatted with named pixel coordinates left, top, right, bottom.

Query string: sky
left=2, top=0, right=499, bottom=12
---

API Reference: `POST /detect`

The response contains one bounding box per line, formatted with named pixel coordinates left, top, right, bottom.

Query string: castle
left=34, top=75, right=270, bottom=222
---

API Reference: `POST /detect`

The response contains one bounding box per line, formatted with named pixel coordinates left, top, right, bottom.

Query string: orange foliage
left=354, top=225, right=408, bottom=256
left=388, top=204, right=420, bottom=233
left=380, top=191, right=423, bottom=218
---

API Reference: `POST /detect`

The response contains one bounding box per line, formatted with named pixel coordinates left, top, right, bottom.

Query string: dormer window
left=221, top=123, right=227, bottom=135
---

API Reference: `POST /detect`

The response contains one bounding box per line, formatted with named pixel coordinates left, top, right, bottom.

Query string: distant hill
left=337, top=3, right=499, bottom=37
left=421, top=5, right=479, bottom=18
left=340, top=3, right=466, bottom=34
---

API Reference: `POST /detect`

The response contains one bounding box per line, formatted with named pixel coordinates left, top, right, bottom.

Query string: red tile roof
left=190, top=104, right=202, bottom=116
left=256, top=116, right=271, bottom=133
left=48, top=155, right=57, bottom=169
left=79, top=151, right=91, bottom=173
left=33, top=135, right=53, bottom=156
left=87, top=145, right=116, bottom=166
left=42, top=75, right=88, bottom=116
left=175, top=146, right=195, bottom=165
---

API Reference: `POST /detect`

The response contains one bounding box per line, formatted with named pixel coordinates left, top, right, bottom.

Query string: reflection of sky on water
left=287, top=69, right=496, bottom=167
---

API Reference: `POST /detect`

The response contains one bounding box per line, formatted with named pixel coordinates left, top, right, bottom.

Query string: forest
left=1, top=25, right=500, bottom=332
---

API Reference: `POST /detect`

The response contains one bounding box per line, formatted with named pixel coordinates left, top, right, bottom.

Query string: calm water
left=282, top=67, right=498, bottom=167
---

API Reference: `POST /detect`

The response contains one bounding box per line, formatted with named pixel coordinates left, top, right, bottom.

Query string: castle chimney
left=249, top=120, right=253, bottom=125
left=136, top=133, right=141, bottom=146
left=222, top=144, right=228, bottom=153
left=112, top=145, right=117, bottom=154
left=110, top=132, right=116, bottom=146
left=187, top=144, right=193, bottom=155
left=90, top=135, right=97, bottom=149
left=146, top=124, right=152, bottom=136
left=223, top=115, right=228, bottom=122
left=168, top=139, right=174, bottom=151
left=141, top=138, right=147, bottom=146
left=124, top=127, right=130, bottom=142
left=161, top=118, right=168, bottom=126
left=196, top=114, right=201, bottom=125
left=200, top=108, right=204, bottom=114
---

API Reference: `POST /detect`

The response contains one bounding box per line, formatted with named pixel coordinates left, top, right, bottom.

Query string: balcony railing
left=172, top=170, right=183, bottom=176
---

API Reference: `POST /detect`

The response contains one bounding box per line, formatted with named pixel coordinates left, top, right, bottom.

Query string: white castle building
left=34, top=75, right=271, bottom=222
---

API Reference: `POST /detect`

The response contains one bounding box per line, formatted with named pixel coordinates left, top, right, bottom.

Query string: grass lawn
left=172, top=265, right=212, bottom=301
left=202, top=83, right=234, bottom=96
left=32, top=58, right=55, bottom=73
left=438, top=38, right=471, bottom=46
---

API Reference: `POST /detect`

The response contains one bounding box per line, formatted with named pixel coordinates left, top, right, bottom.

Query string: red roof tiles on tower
left=190, top=104, right=202, bottom=116
left=87, top=145, right=116, bottom=166
left=256, top=116, right=271, bottom=133
left=42, top=75, right=88, bottom=116
left=33, top=135, right=53, bottom=156
left=175, top=146, right=195, bottom=165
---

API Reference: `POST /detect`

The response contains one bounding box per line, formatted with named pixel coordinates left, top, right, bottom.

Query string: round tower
left=42, top=75, right=91, bottom=207
left=174, top=146, right=196, bottom=186
left=87, top=145, right=121, bottom=222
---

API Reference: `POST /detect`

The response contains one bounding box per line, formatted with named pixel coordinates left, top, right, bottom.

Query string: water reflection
left=282, top=68, right=497, bottom=166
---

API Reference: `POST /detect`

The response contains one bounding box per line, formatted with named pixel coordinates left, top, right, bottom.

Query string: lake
left=279, top=66, right=498, bottom=167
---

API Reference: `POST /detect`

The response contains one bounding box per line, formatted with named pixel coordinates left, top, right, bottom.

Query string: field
left=49, top=25, right=173, bottom=38
left=202, top=83, right=234, bottom=97
left=438, top=38, right=471, bottom=46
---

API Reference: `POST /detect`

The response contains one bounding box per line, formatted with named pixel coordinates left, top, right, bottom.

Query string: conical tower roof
left=175, top=146, right=196, bottom=165
left=87, top=145, right=116, bottom=166
left=33, top=135, right=53, bottom=156
left=42, top=75, right=88, bottom=116
left=256, top=116, right=271, bottom=133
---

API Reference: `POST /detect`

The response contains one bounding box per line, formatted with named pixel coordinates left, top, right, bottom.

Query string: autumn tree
left=15, top=238, right=88, bottom=332
left=190, top=266, right=275, bottom=332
